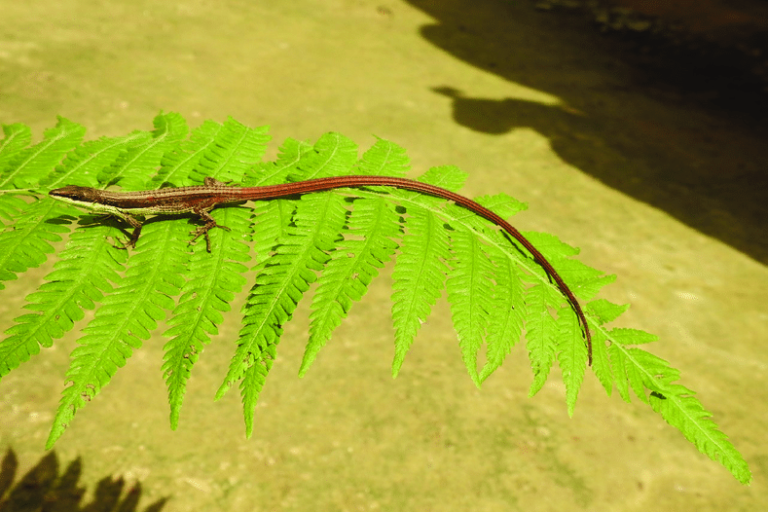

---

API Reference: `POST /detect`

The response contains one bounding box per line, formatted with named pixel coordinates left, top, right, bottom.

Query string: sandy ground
left=1, top=0, right=767, bottom=510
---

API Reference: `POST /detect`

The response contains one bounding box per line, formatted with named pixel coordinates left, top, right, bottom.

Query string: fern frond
left=306, top=196, right=401, bottom=371
left=417, top=165, right=467, bottom=191
left=478, top=246, right=525, bottom=383
left=390, top=207, right=450, bottom=377
left=610, top=327, right=659, bottom=345
left=355, top=136, right=411, bottom=177
left=0, top=123, right=32, bottom=170
left=244, top=137, right=313, bottom=186
left=0, top=117, right=85, bottom=189
left=188, top=117, right=270, bottom=184
left=585, top=322, right=611, bottom=395
left=290, top=132, right=358, bottom=181
left=152, top=120, right=223, bottom=187
left=0, top=116, right=748, bottom=484
left=249, top=200, right=294, bottom=266
left=583, top=299, right=629, bottom=394
left=649, top=387, right=751, bottom=484
left=556, top=304, right=588, bottom=416
left=39, top=131, right=152, bottom=190
left=524, top=283, right=561, bottom=396
left=445, top=228, right=495, bottom=387
left=296, top=192, right=354, bottom=375
left=162, top=206, right=251, bottom=429
left=610, top=341, right=751, bottom=483
left=0, top=199, right=73, bottom=290
left=47, top=219, right=189, bottom=447
left=98, top=112, right=188, bottom=189
left=214, top=195, right=324, bottom=436
left=0, top=224, right=126, bottom=380
left=216, top=133, right=360, bottom=435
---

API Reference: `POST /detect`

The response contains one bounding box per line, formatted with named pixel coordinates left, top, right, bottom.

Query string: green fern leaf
left=478, top=246, right=524, bottom=383
left=0, top=117, right=85, bottom=189
left=188, top=117, right=270, bottom=184
left=446, top=228, right=495, bottom=387
left=296, top=192, right=355, bottom=375
left=355, top=136, right=410, bottom=177
left=0, top=123, right=32, bottom=170
left=390, top=207, right=450, bottom=377
left=0, top=199, right=73, bottom=290
left=40, top=131, right=152, bottom=189
left=586, top=298, right=630, bottom=325
left=290, top=132, right=358, bottom=181
left=162, top=206, right=251, bottom=429
left=244, top=137, right=313, bottom=186
left=0, top=117, right=748, bottom=483
left=151, top=120, right=227, bottom=187
left=611, top=345, right=649, bottom=403
left=587, top=324, right=613, bottom=395
left=649, top=387, right=751, bottom=484
left=609, top=327, right=660, bottom=345
left=214, top=206, right=318, bottom=434
left=0, top=224, right=127, bottom=380
left=98, top=112, right=188, bottom=189
left=526, top=283, right=561, bottom=397
left=519, top=231, right=579, bottom=259
left=418, top=165, right=467, bottom=191
left=250, top=199, right=294, bottom=266
left=556, top=304, right=588, bottom=416
left=307, top=196, right=401, bottom=368
left=46, top=219, right=189, bottom=447
left=216, top=133, right=359, bottom=434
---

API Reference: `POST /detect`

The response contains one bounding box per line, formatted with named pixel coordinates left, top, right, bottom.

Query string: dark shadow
left=404, top=0, right=768, bottom=264
left=0, top=448, right=167, bottom=512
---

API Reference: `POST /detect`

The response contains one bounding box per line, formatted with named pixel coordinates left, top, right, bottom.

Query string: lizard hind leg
left=190, top=206, right=230, bottom=252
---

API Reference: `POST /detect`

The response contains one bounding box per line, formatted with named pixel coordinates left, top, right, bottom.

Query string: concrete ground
left=1, top=0, right=766, bottom=510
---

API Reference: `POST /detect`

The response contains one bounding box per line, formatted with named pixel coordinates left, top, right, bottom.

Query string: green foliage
left=0, top=113, right=751, bottom=484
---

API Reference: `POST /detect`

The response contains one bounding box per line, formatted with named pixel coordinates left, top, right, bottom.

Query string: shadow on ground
left=0, top=449, right=167, bottom=512
left=405, top=0, right=768, bottom=265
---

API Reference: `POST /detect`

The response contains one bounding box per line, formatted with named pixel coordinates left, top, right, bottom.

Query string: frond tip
left=650, top=388, right=751, bottom=484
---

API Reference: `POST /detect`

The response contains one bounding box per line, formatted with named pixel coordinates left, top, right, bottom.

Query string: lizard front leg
left=108, top=210, right=144, bottom=249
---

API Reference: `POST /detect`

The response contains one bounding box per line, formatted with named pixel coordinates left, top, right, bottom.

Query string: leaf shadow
left=0, top=448, right=167, bottom=512
left=404, top=0, right=768, bottom=265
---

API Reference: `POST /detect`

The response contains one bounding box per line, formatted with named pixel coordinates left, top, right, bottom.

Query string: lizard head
left=49, top=185, right=103, bottom=206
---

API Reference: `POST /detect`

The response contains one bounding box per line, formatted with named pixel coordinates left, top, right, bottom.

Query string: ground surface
left=1, top=1, right=767, bottom=511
